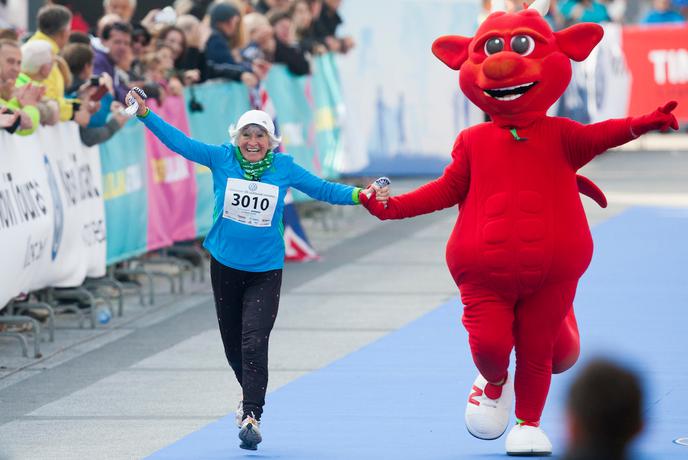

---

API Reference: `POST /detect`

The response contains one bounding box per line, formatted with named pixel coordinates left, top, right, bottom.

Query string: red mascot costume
left=360, top=0, right=678, bottom=455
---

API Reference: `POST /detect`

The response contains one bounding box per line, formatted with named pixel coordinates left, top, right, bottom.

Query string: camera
left=90, top=76, right=100, bottom=87
left=91, top=85, right=109, bottom=101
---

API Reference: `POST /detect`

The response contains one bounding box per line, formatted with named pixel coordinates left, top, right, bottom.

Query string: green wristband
left=352, top=187, right=362, bottom=204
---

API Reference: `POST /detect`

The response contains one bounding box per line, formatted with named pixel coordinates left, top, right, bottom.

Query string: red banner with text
left=622, top=25, right=688, bottom=122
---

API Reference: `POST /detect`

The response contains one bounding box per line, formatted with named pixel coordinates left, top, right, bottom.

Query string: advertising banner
left=99, top=119, right=148, bottom=265
left=144, top=96, right=198, bottom=249
left=0, top=124, right=106, bottom=308
left=622, top=24, right=688, bottom=122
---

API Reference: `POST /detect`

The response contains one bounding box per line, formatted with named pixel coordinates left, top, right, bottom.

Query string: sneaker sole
left=238, top=424, right=262, bottom=450
left=465, top=422, right=509, bottom=441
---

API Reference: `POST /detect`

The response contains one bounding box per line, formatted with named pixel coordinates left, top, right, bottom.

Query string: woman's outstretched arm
left=129, top=89, right=224, bottom=168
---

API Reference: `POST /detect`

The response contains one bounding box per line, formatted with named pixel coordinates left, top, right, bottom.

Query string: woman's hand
left=128, top=88, right=149, bottom=116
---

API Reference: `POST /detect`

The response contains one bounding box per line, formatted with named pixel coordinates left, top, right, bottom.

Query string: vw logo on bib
left=249, top=182, right=258, bottom=191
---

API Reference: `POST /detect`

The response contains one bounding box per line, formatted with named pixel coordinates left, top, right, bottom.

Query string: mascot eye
left=511, top=35, right=535, bottom=56
left=484, top=37, right=504, bottom=55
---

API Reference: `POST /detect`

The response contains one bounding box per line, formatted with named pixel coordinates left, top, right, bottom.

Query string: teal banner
left=185, top=82, right=251, bottom=236
left=99, top=119, right=148, bottom=265
left=265, top=54, right=345, bottom=201
left=264, top=64, right=313, bottom=169
left=312, top=53, right=345, bottom=179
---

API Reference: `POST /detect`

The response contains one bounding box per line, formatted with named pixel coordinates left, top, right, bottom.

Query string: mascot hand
left=359, top=188, right=391, bottom=220
left=631, top=101, right=679, bottom=137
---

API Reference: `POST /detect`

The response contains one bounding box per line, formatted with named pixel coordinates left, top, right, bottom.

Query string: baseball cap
left=209, top=3, right=240, bottom=26
left=228, top=110, right=282, bottom=149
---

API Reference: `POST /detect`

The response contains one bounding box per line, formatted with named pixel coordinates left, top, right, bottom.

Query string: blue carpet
left=147, top=206, right=688, bottom=459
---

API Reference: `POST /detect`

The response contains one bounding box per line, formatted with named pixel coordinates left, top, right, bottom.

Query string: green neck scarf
left=234, top=146, right=274, bottom=180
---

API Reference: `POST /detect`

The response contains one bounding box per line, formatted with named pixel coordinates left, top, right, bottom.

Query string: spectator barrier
left=0, top=54, right=346, bottom=309
left=0, top=123, right=106, bottom=308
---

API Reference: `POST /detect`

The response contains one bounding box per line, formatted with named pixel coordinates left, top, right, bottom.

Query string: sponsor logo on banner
left=55, top=151, right=105, bottom=248
left=44, top=155, right=64, bottom=260
left=648, top=49, right=688, bottom=85
left=57, top=152, right=101, bottom=206
left=0, top=172, right=48, bottom=230
left=82, top=219, right=106, bottom=246
left=24, top=235, right=47, bottom=268
left=151, top=156, right=191, bottom=184
left=102, top=164, right=143, bottom=200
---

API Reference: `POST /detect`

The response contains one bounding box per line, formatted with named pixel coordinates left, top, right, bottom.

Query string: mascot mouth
left=483, top=82, right=538, bottom=101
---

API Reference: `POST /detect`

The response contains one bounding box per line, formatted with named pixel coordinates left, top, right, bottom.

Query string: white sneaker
left=235, top=401, right=243, bottom=428
left=465, top=373, right=514, bottom=440
left=238, top=415, right=262, bottom=451
left=505, top=424, right=552, bottom=456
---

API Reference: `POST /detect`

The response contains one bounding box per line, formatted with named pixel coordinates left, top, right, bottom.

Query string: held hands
left=359, top=177, right=392, bottom=219
left=630, top=101, right=679, bottom=138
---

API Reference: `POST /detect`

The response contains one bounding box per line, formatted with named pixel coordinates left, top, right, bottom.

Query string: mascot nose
left=482, top=54, right=526, bottom=80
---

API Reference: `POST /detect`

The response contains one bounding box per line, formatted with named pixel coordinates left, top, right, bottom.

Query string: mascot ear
left=432, top=35, right=472, bottom=70
left=554, top=23, right=604, bottom=62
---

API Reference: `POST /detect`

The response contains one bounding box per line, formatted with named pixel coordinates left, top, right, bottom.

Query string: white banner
left=556, top=23, right=631, bottom=124
left=0, top=123, right=106, bottom=310
left=338, top=0, right=483, bottom=175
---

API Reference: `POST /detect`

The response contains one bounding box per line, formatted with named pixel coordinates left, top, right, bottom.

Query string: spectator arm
left=79, top=118, right=122, bottom=147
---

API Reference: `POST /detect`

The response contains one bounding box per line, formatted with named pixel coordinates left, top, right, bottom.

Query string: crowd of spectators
left=480, top=0, right=687, bottom=28
left=0, top=0, right=354, bottom=144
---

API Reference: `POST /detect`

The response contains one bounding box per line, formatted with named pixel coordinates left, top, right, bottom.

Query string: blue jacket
left=138, top=110, right=361, bottom=272
left=560, top=1, right=610, bottom=23
left=641, top=10, right=686, bottom=24
left=204, top=30, right=252, bottom=82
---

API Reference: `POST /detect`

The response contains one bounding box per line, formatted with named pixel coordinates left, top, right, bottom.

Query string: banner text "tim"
left=648, top=49, right=688, bottom=85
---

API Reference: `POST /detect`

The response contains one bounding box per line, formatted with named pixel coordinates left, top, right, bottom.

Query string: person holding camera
left=94, top=21, right=134, bottom=103
left=126, top=87, right=388, bottom=451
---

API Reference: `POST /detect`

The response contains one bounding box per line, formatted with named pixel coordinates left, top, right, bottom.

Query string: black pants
left=210, top=257, right=282, bottom=420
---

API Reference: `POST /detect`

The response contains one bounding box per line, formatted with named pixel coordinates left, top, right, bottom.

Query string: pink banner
left=144, top=95, right=198, bottom=251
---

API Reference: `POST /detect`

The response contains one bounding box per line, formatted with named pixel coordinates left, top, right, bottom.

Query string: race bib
left=223, top=178, right=279, bottom=227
